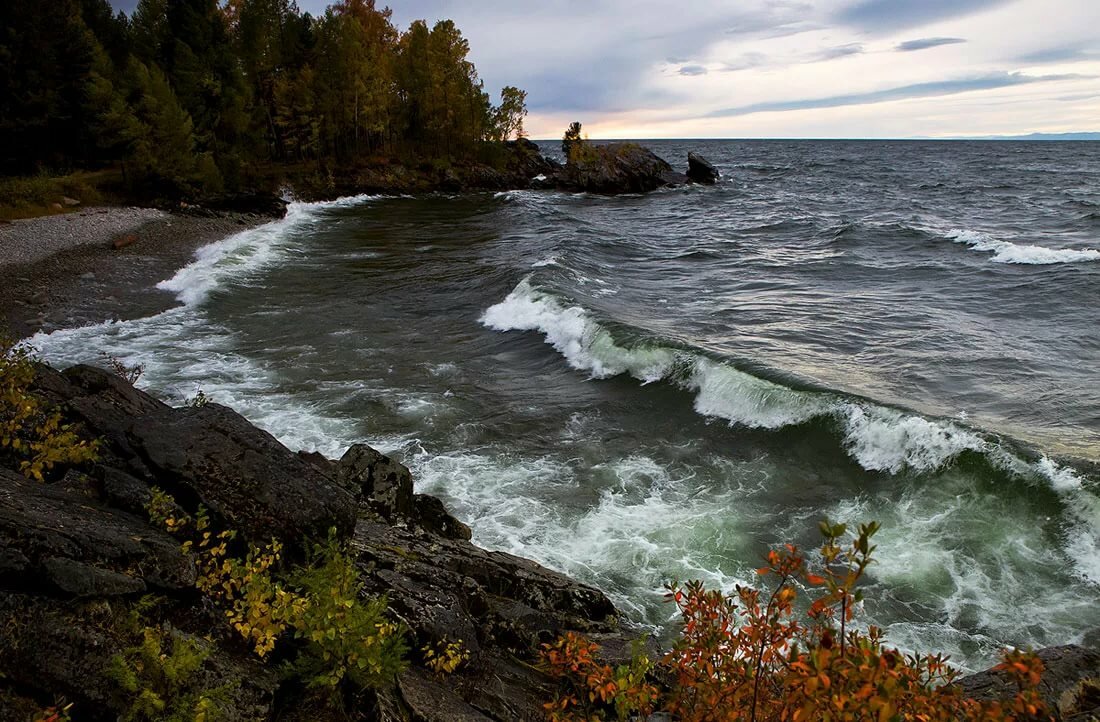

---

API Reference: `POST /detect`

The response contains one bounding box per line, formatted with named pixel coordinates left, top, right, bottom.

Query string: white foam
left=828, top=489, right=1100, bottom=672
left=160, top=194, right=381, bottom=306
left=29, top=193, right=389, bottom=458
left=947, top=229, right=1100, bottom=265
left=1034, top=457, right=1100, bottom=585
left=481, top=280, right=1100, bottom=498
left=840, top=403, right=988, bottom=473
left=479, top=277, right=676, bottom=382
left=409, top=448, right=754, bottom=620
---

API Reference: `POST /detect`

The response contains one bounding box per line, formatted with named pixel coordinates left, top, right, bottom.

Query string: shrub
left=100, top=351, right=145, bottom=385
left=542, top=521, right=1051, bottom=721
left=184, top=509, right=298, bottom=659
left=154, top=499, right=407, bottom=706
left=422, top=638, right=472, bottom=676
left=281, top=534, right=408, bottom=696
left=0, top=338, right=98, bottom=480
left=107, top=616, right=230, bottom=722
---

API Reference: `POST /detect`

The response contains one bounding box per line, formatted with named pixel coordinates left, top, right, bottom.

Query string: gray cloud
left=720, top=52, right=772, bottom=72
left=679, top=65, right=709, bottom=76
left=835, top=0, right=1010, bottom=31
left=1017, top=45, right=1100, bottom=63
left=896, top=37, right=968, bottom=52
left=707, top=72, right=1085, bottom=117
left=816, top=43, right=865, bottom=60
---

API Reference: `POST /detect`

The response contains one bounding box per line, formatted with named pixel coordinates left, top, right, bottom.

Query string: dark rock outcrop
left=352, top=517, right=620, bottom=719
left=956, top=645, right=1100, bottom=721
left=0, top=467, right=195, bottom=596
left=0, top=594, right=278, bottom=722
left=38, top=364, right=357, bottom=546
left=687, top=152, right=720, bottom=184
left=181, top=191, right=288, bottom=219
left=337, top=443, right=415, bottom=519
left=1, top=361, right=631, bottom=720
left=556, top=143, right=674, bottom=194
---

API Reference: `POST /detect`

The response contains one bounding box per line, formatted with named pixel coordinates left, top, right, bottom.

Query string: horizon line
left=527, top=132, right=1100, bottom=142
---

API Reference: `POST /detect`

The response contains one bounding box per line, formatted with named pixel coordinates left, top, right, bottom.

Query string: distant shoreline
left=528, top=133, right=1100, bottom=142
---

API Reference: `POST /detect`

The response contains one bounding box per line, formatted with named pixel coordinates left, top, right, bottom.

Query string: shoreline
left=0, top=206, right=272, bottom=339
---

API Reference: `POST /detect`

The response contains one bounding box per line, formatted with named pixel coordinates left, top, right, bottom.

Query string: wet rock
left=413, top=493, right=472, bottom=540
left=0, top=468, right=194, bottom=596
left=353, top=518, right=619, bottom=653
left=37, top=364, right=357, bottom=547
left=398, top=668, right=491, bottom=721
left=687, top=152, right=719, bottom=184
left=337, top=443, right=414, bottom=519
left=956, top=645, right=1100, bottom=720
left=126, top=402, right=357, bottom=544
left=660, top=170, right=691, bottom=186
left=191, top=192, right=288, bottom=219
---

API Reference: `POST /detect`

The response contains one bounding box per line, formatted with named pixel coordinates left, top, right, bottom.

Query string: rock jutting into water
left=687, top=151, right=721, bottom=184
left=305, top=140, right=719, bottom=197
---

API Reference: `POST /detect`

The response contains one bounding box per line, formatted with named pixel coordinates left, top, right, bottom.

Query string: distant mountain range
left=918, top=132, right=1100, bottom=141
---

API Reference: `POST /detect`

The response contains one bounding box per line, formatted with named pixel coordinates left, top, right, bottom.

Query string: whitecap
left=946, top=229, right=1100, bottom=265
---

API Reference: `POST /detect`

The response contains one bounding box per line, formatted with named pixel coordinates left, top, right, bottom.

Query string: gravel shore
left=0, top=207, right=168, bottom=267
left=0, top=207, right=270, bottom=339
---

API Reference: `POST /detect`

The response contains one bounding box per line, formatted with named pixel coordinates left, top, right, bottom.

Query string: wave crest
left=946, top=229, right=1100, bottom=265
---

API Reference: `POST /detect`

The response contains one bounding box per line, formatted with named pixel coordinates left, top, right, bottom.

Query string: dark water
left=35, top=140, right=1100, bottom=672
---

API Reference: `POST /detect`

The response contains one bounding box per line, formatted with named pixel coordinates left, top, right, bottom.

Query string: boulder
left=687, top=152, right=719, bottom=184
left=557, top=143, right=673, bottom=194
left=336, top=443, right=415, bottom=519
left=352, top=518, right=619, bottom=653
left=413, top=493, right=472, bottom=540
left=37, top=364, right=357, bottom=546
left=956, top=645, right=1100, bottom=720
left=125, top=402, right=357, bottom=543
left=352, top=518, right=627, bottom=719
left=61, top=196, right=81, bottom=207
left=0, top=468, right=195, bottom=597
left=503, top=138, right=560, bottom=181
left=112, top=233, right=138, bottom=249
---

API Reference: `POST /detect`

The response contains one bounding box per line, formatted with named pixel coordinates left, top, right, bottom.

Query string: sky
left=112, top=0, right=1100, bottom=139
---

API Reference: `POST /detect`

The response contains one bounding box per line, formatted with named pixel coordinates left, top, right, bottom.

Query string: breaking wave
left=946, top=228, right=1100, bottom=265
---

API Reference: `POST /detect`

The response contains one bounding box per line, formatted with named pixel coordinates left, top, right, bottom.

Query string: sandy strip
left=0, top=207, right=269, bottom=339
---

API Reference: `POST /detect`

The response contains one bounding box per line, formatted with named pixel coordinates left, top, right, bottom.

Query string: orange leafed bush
left=542, top=521, right=1051, bottom=721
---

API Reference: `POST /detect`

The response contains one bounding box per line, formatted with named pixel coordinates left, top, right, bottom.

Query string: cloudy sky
left=113, top=0, right=1100, bottom=139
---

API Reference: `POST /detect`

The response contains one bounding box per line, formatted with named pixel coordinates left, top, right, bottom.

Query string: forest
left=0, top=0, right=529, bottom=195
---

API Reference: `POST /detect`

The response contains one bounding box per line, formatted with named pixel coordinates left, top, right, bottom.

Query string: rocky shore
left=3, top=142, right=1098, bottom=720
left=292, top=139, right=719, bottom=199
left=2, top=362, right=1098, bottom=721
left=0, top=362, right=638, bottom=720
